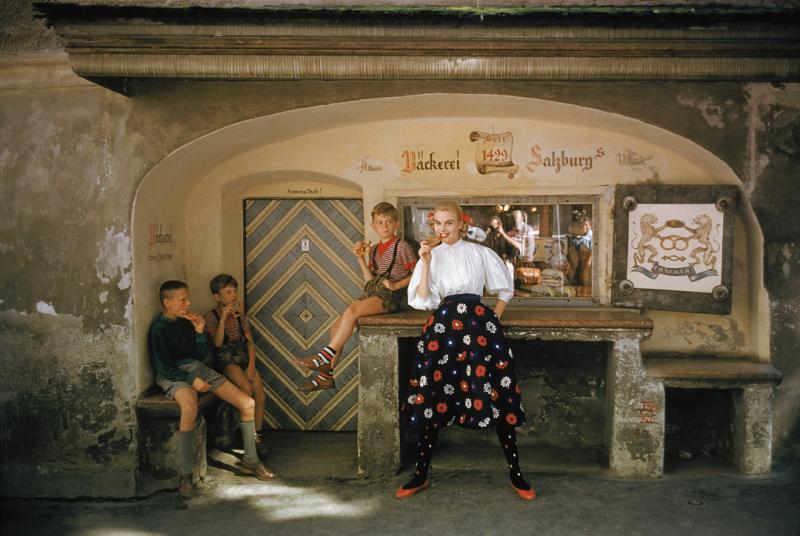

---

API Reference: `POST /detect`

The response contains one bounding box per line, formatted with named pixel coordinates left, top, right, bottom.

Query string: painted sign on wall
left=148, top=223, right=175, bottom=263
left=626, top=204, right=723, bottom=293
left=469, top=131, right=519, bottom=179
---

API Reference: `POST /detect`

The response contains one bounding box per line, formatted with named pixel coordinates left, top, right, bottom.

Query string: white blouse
left=408, top=239, right=515, bottom=311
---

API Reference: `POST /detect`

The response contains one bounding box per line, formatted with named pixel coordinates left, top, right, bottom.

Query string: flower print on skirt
left=404, top=293, right=526, bottom=430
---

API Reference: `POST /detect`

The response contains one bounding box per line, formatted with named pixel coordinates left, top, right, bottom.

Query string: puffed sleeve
left=407, top=259, right=441, bottom=310
left=482, top=246, right=515, bottom=303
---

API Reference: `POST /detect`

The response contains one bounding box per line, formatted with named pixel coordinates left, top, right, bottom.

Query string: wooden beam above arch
left=35, top=1, right=800, bottom=91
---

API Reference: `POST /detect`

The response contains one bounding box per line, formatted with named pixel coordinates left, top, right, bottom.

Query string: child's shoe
left=238, top=459, right=275, bottom=481
left=298, top=373, right=336, bottom=392
left=177, top=474, right=194, bottom=499
left=293, top=346, right=336, bottom=372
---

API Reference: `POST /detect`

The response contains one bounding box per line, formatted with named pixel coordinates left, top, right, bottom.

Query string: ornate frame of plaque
left=612, top=185, right=737, bottom=314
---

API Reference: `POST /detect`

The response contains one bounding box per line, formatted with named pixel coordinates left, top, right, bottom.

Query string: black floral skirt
left=404, top=294, right=526, bottom=430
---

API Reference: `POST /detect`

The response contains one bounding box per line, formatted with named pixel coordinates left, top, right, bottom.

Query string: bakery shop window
left=401, top=197, right=595, bottom=304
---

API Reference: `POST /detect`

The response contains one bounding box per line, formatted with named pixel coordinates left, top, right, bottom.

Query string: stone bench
left=356, top=307, right=659, bottom=478
left=644, top=356, right=782, bottom=474
left=135, top=386, right=218, bottom=495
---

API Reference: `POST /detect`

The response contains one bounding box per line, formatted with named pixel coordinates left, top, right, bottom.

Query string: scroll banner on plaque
left=469, top=131, right=519, bottom=179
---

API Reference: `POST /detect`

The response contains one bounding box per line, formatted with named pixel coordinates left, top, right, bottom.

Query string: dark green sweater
left=148, top=315, right=209, bottom=383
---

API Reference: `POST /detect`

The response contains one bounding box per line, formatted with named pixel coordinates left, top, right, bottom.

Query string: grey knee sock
left=180, top=428, right=195, bottom=475
left=240, top=420, right=258, bottom=464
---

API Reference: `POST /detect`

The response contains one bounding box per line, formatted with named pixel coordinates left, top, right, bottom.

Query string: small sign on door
left=301, top=238, right=310, bottom=252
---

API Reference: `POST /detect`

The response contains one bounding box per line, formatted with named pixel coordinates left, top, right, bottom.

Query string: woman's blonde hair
left=432, top=200, right=469, bottom=235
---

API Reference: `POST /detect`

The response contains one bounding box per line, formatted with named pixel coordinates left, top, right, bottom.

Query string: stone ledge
left=359, top=307, right=653, bottom=330
left=644, top=356, right=782, bottom=387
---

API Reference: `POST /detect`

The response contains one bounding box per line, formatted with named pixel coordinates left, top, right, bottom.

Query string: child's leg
left=173, top=387, right=199, bottom=479
left=211, top=380, right=274, bottom=480
left=223, top=366, right=267, bottom=448
left=295, top=296, right=386, bottom=373
left=250, top=369, right=266, bottom=432
left=328, top=296, right=386, bottom=368
left=224, top=364, right=254, bottom=397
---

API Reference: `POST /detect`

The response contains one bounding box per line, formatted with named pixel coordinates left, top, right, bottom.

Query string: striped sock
left=317, top=346, right=336, bottom=366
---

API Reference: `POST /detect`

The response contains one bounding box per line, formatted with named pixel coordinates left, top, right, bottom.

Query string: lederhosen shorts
left=211, top=309, right=249, bottom=369
left=362, top=239, right=404, bottom=313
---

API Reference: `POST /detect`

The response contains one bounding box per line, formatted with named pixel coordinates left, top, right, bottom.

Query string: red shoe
left=395, top=479, right=430, bottom=500
left=512, top=483, right=537, bottom=501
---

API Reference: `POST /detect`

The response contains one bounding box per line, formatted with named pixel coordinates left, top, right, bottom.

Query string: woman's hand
left=494, top=300, right=507, bottom=319
left=419, top=241, right=432, bottom=263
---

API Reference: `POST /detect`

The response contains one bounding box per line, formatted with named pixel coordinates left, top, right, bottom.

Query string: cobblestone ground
left=3, top=459, right=799, bottom=536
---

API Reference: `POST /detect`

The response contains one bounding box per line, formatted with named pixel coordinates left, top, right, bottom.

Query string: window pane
left=403, top=202, right=593, bottom=301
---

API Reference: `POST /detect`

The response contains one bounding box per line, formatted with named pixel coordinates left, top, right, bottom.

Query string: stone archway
left=131, top=93, right=770, bottom=397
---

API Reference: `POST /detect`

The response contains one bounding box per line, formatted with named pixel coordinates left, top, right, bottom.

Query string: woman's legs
left=496, top=425, right=532, bottom=492
left=401, top=425, right=439, bottom=490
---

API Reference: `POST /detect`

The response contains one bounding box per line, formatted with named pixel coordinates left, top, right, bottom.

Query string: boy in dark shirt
left=148, top=280, right=273, bottom=499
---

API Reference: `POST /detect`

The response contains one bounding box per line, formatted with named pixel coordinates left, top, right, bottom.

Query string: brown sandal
left=298, top=374, right=336, bottom=392
left=293, top=355, right=333, bottom=372
left=237, top=459, right=275, bottom=480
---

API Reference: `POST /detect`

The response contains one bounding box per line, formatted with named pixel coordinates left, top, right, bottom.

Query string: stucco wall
left=1, top=3, right=798, bottom=496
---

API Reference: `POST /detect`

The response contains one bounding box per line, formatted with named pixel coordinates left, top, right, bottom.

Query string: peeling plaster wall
left=2, top=10, right=800, bottom=497
left=746, top=84, right=800, bottom=461
left=0, top=65, right=141, bottom=495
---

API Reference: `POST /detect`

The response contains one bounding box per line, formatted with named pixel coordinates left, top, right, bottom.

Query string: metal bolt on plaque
left=622, top=196, right=638, bottom=212
left=711, top=285, right=730, bottom=302
left=619, top=279, right=635, bottom=295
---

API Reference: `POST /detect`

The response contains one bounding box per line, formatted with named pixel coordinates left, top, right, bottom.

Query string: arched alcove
left=131, top=93, right=769, bottom=394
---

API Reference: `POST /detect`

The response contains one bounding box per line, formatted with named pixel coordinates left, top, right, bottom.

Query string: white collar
left=438, top=238, right=463, bottom=250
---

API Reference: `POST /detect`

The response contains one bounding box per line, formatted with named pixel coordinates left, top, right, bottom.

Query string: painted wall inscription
left=356, top=155, right=383, bottom=173
left=148, top=223, right=174, bottom=263
left=626, top=204, right=723, bottom=293
left=526, top=145, right=605, bottom=175
left=287, top=188, right=322, bottom=195
left=638, top=400, right=659, bottom=424
left=401, top=149, right=461, bottom=173
left=469, top=131, right=518, bottom=179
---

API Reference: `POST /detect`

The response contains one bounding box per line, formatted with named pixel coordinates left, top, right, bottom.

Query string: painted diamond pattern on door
left=244, top=199, right=364, bottom=431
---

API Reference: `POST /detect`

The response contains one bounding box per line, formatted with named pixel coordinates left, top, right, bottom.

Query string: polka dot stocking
left=496, top=425, right=530, bottom=491
left=402, top=425, right=439, bottom=490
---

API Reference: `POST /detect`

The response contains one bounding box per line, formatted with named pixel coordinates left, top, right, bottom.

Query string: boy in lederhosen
left=295, top=202, right=417, bottom=392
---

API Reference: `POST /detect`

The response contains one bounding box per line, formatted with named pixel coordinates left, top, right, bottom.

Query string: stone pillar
left=136, top=413, right=207, bottom=496
left=733, top=385, right=773, bottom=474
left=606, top=336, right=664, bottom=478
left=357, top=329, right=401, bottom=476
